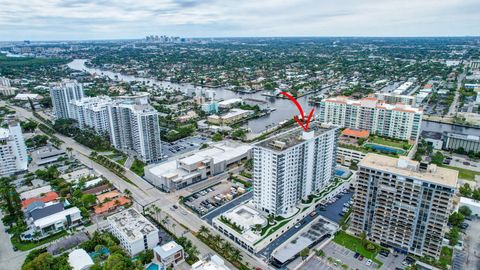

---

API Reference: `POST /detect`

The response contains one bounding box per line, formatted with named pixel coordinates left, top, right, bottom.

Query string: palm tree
left=162, top=216, right=170, bottom=229
left=212, top=234, right=223, bottom=249
left=66, top=147, right=73, bottom=157
left=123, top=189, right=132, bottom=198
left=230, top=248, right=242, bottom=262
left=222, top=241, right=233, bottom=256
left=189, top=245, right=199, bottom=258
left=198, top=225, right=210, bottom=238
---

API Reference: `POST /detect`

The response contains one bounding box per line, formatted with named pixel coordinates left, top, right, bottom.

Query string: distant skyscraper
left=318, top=96, right=422, bottom=141
left=0, top=122, right=28, bottom=176
left=252, top=123, right=339, bottom=215
left=351, top=154, right=457, bottom=259
left=50, top=80, right=84, bottom=119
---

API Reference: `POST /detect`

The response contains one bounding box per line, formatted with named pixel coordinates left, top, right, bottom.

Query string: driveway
left=0, top=213, right=28, bottom=270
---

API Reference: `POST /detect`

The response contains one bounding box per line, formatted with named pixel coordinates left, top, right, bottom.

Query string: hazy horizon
left=1, top=0, right=479, bottom=41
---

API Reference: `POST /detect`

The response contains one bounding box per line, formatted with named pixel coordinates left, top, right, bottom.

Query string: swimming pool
left=364, top=143, right=406, bottom=155
left=146, top=263, right=163, bottom=270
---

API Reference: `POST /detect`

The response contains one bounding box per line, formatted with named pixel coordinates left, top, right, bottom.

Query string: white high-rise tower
left=252, top=123, right=339, bottom=215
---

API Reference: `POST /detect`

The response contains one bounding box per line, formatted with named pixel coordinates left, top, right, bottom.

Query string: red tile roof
left=341, top=128, right=370, bottom=139
left=21, top=191, right=59, bottom=208
left=93, top=196, right=131, bottom=214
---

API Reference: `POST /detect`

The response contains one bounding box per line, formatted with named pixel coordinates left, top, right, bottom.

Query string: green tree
left=458, top=206, right=472, bottom=217
left=212, top=133, right=223, bottom=142
left=299, top=248, right=310, bottom=260
left=459, top=183, right=473, bottom=197
left=448, top=212, right=464, bottom=227
left=449, top=227, right=460, bottom=245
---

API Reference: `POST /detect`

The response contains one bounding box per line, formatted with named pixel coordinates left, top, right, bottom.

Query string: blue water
left=335, top=169, right=345, bottom=177
left=364, top=143, right=405, bottom=154
left=146, top=263, right=160, bottom=270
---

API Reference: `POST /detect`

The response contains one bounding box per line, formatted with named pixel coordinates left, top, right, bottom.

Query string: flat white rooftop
left=107, top=208, right=158, bottom=242
left=34, top=207, right=80, bottom=228
left=359, top=154, right=458, bottom=188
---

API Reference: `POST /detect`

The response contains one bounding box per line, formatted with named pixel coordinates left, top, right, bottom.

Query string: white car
left=366, top=259, right=372, bottom=266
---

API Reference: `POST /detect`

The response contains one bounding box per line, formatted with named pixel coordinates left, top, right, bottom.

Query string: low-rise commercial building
left=207, top=109, right=253, bottom=125
left=443, top=132, right=480, bottom=153
left=107, top=208, right=159, bottom=255
left=145, top=141, right=251, bottom=192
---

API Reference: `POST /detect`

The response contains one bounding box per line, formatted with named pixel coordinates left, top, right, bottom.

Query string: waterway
left=67, top=59, right=480, bottom=136
left=67, top=59, right=320, bottom=134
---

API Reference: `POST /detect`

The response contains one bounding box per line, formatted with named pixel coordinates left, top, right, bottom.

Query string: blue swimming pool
left=146, top=263, right=163, bottom=270
left=335, top=169, right=345, bottom=177
left=364, top=143, right=406, bottom=155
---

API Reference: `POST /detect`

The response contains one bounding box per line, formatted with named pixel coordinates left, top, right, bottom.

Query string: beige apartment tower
left=350, top=154, right=458, bottom=259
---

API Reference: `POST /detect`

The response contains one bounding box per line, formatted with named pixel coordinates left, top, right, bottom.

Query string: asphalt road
left=0, top=212, right=29, bottom=270
left=11, top=104, right=269, bottom=270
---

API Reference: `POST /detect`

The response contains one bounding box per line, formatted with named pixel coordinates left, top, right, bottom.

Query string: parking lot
left=183, top=180, right=248, bottom=216
left=301, top=257, right=336, bottom=270
left=161, top=136, right=210, bottom=158
left=323, top=242, right=380, bottom=270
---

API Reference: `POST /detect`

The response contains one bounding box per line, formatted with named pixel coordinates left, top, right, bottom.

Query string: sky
left=0, top=0, right=479, bottom=41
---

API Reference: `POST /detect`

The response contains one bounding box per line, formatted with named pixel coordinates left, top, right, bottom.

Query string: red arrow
left=280, top=91, right=314, bottom=131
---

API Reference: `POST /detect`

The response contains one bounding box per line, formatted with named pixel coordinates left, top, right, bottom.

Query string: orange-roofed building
left=94, top=196, right=131, bottom=215
left=21, top=191, right=59, bottom=208
left=96, top=190, right=121, bottom=203
left=342, top=129, right=370, bottom=139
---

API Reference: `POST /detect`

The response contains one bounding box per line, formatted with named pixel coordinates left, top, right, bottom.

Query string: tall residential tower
left=0, top=122, right=28, bottom=177
left=252, top=123, right=339, bottom=215
left=351, top=154, right=457, bottom=259
left=50, top=80, right=84, bottom=119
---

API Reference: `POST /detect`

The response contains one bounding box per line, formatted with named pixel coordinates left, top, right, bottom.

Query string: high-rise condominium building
left=107, top=94, right=162, bottom=163
left=318, top=96, right=422, bottom=141
left=69, top=93, right=162, bottom=163
left=0, top=77, right=11, bottom=87
left=252, top=123, right=339, bottom=215
left=351, top=154, right=457, bottom=259
left=50, top=80, right=84, bottom=119
left=0, top=122, right=28, bottom=177
left=70, top=96, right=112, bottom=135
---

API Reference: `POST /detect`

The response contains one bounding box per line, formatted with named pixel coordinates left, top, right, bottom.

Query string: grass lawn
left=441, top=165, right=479, bottom=181
left=11, top=231, right=68, bottom=251
left=438, top=247, right=453, bottom=269
left=333, top=231, right=383, bottom=267
left=130, top=159, right=145, bottom=176
left=370, top=136, right=409, bottom=149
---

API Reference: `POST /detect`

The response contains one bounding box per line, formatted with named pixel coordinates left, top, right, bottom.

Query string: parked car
left=295, top=223, right=301, bottom=229
left=353, top=252, right=360, bottom=259
left=358, top=255, right=364, bottom=261
left=366, top=259, right=372, bottom=266
left=379, top=250, right=390, bottom=257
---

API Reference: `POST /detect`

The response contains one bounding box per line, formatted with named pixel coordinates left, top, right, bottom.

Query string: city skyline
left=1, top=0, right=479, bottom=41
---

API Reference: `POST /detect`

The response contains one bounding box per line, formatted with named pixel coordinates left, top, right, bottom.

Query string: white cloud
left=0, top=0, right=478, bottom=40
